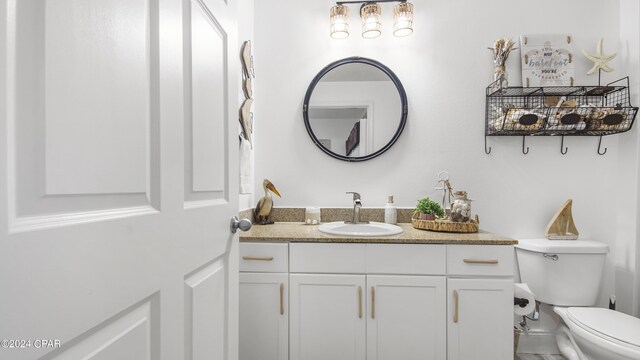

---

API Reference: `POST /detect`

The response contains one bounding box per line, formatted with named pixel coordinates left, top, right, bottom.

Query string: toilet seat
left=566, top=307, right=640, bottom=351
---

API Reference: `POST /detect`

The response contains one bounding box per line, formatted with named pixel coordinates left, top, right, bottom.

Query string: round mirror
left=303, top=57, right=408, bottom=162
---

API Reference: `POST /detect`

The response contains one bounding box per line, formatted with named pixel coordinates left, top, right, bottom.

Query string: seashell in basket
left=491, top=119, right=503, bottom=131
left=490, top=113, right=505, bottom=131
left=546, top=97, right=579, bottom=108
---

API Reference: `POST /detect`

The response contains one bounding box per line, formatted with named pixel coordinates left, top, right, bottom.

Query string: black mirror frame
left=302, top=56, right=408, bottom=162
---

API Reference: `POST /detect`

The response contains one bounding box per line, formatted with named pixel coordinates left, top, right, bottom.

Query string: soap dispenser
left=384, top=195, right=397, bottom=224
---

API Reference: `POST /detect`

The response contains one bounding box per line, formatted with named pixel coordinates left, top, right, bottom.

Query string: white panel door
left=447, top=278, right=514, bottom=360
left=0, top=0, right=239, bottom=359
left=367, top=275, right=447, bottom=360
left=239, top=273, right=288, bottom=360
left=290, top=274, right=366, bottom=360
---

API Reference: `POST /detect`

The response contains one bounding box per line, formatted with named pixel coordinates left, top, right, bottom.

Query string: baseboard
left=517, top=330, right=561, bottom=355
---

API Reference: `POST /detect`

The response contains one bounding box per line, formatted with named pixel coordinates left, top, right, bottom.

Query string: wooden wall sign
left=521, top=34, right=575, bottom=87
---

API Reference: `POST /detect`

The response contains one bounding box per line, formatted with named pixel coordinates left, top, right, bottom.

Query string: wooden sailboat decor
left=545, top=199, right=579, bottom=240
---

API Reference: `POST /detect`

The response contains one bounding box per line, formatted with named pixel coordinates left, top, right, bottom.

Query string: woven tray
left=412, top=213, right=479, bottom=233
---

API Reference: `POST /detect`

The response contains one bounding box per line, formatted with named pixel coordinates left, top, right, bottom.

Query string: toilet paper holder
left=518, top=300, right=541, bottom=331
left=514, top=297, right=530, bottom=308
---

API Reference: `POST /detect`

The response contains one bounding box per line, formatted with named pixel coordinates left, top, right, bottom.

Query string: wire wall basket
left=485, top=77, right=638, bottom=137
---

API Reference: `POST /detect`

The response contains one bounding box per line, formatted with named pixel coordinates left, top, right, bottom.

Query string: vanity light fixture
left=330, top=0, right=414, bottom=39
left=330, top=5, right=350, bottom=39
left=360, top=3, right=382, bottom=39
left=393, top=2, right=414, bottom=36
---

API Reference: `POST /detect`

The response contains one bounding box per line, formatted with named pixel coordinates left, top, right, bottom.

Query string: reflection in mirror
left=303, top=58, right=407, bottom=162
left=308, top=107, right=366, bottom=156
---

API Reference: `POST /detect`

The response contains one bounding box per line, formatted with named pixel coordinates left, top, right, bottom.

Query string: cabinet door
left=290, top=274, right=366, bottom=360
left=447, top=278, right=513, bottom=360
left=367, top=275, right=447, bottom=360
left=239, top=273, right=288, bottom=360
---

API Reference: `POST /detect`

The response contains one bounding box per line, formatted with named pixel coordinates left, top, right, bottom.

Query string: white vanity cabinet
left=289, top=274, right=366, bottom=360
left=239, top=244, right=289, bottom=360
left=366, top=275, right=447, bottom=360
left=239, top=241, right=514, bottom=360
left=446, top=245, right=515, bottom=360
left=288, top=273, right=448, bottom=360
left=288, top=244, right=367, bottom=360
left=447, top=278, right=513, bottom=360
left=289, top=243, right=448, bottom=360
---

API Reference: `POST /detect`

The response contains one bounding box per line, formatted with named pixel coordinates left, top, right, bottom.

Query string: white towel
left=240, top=138, right=253, bottom=194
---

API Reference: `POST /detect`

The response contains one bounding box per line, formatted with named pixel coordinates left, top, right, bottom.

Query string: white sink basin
left=318, top=221, right=403, bottom=237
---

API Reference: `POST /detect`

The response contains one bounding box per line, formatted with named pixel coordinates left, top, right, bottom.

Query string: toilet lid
left=567, top=307, right=640, bottom=347
left=515, top=239, right=609, bottom=254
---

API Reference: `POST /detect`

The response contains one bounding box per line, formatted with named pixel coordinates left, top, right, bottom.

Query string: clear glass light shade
left=393, top=2, right=414, bottom=37
left=360, top=3, right=381, bottom=39
left=330, top=5, right=350, bottom=39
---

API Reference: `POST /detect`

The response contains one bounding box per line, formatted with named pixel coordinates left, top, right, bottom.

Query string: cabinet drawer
left=240, top=242, right=288, bottom=272
left=290, top=243, right=366, bottom=273
left=447, top=245, right=514, bottom=276
left=366, top=244, right=446, bottom=275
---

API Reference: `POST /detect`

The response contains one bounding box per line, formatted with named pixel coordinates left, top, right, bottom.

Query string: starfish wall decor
left=582, top=38, right=617, bottom=75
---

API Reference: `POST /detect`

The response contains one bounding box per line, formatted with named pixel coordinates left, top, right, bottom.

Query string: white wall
left=253, top=0, right=639, bottom=314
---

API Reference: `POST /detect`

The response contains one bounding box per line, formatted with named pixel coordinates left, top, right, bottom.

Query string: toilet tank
left=515, top=239, right=609, bottom=306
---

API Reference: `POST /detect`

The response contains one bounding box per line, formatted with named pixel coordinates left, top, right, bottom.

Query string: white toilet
left=516, top=239, right=640, bottom=360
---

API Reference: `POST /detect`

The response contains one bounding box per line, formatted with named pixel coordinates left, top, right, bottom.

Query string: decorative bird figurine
left=583, top=38, right=617, bottom=75
left=254, top=179, right=281, bottom=225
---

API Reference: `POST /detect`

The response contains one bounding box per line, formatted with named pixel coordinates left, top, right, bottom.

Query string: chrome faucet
left=345, top=192, right=369, bottom=224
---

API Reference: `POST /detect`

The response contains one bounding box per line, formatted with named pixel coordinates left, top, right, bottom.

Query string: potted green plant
left=415, top=197, right=445, bottom=220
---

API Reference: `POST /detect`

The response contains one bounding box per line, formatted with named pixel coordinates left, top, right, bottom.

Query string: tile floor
left=515, top=354, right=566, bottom=360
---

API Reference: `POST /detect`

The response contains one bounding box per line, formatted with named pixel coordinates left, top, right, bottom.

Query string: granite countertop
left=240, top=222, right=517, bottom=245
